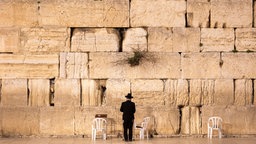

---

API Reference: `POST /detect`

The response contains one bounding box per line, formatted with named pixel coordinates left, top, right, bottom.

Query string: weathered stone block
left=0, top=54, right=59, bottom=78
left=71, top=28, right=120, bottom=52
left=221, top=53, right=256, bottom=78
left=201, top=80, right=215, bottom=105
left=39, top=0, right=129, bottom=27
left=28, top=79, right=50, bottom=106
left=89, top=52, right=181, bottom=79
left=211, top=0, right=252, bottom=28
left=40, top=107, right=74, bottom=136
left=130, top=0, right=186, bottom=27
left=60, top=53, right=89, bottom=78
left=0, top=28, right=20, bottom=53
left=54, top=79, right=80, bottom=107
left=132, top=80, right=163, bottom=92
left=235, top=28, right=256, bottom=52
left=190, top=107, right=200, bottom=134
left=181, top=53, right=221, bottom=79
left=234, top=79, right=253, bottom=106
left=133, top=91, right=165, bottom=107
left=187, top=0, right=210, bottom=27
left=254, top=79, right=256, bottom=106
left=214, top=79, right=234, bottom=106
left=122, top=28, right=147, bottom=52
left=189, top=80, right=202, bottom=106
left=1, top=79, right=27, bottom=106
left=181, top=106, right=190, bottom=134
left=20, top=27, right=70, bottom=54
left=2, top=107, right=40, bottom=136
left=200, top=28, right=234, bottom=52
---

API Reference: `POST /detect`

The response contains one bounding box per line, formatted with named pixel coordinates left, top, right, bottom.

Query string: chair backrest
left=92, top=118, right=107, bottom=131
left=142, top=117, right=150, bottom=129
left=208, top=117, right=222, bottom=129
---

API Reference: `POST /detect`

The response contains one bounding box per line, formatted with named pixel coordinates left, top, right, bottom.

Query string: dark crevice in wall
left=117, top=28, right=126, bottom=52
left=37, top=0, right=41, bottom=11
left=219, top=52, right=224, bottom=68
left=185, top=12, right=188, bottom=27
left=252, top=79, right=255, bottom=105
left=234, top=28, right=237, bottom=52
left=178, top=106, right=184, bottom=134
left=80, top=79, right=82, bottom=106
left=233, top=79, right=236, bottom=105
left=252, top=0, right=254, bottom=27
left=198, top=105, right=203, bottom=134
left=70, top=28, right=75, bottom=49
left=27, top=79, right=30, bottom=106
left=187, top=79, right=190, bottom=105
left=50, top=78, right=55, bottom=106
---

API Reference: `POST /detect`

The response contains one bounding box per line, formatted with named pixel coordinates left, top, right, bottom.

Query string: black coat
left=120, top=100, right=136, bottom=121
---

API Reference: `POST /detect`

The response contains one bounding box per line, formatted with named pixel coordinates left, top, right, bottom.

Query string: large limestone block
left=132, top=79, right=163, bottom=92
left=214, top=79, right=234, bottom=106
left=0, top=54, right=58, bottom=78
left=39, top=0, right=129, bottom=27
left=0, top=0, right=38, bottom=27
left=187, top=0, right=210, bottom=27
left=181, top=107, right=201, bottom=134
left=105, top=79, right=130, bottom=107
left=189, top=80, right=202, bottom=106
left=234, top=79, right=253, bottom=106
left=20, top=27, right=70, bottom=54
left=1, top=79, right=27, bottom=106
left=211, top=0, right=252, bottom=28
left=71, top=28, right=120, bottom=52
left=89, top=52, right=181, bottom=79
left=181, top=106, right=190, bottom=134
left=130, top=0, right=186, bottom=27
left=40, top=107, right=74, bottom=136
left=201, top=80, right=215, bottom=105
left=122, top=28, right=147, bottom=52
left=132, top=91, right=165, bottom=107
left=0, top=108, right=2, bottom=135
left=255, top=79, right=256, bottom=105
left=202, top=106, right=256, bottom=135
left=60, top=53, right=89, bottom=78
left=200, top=28, right=234, bottom=52
left=221, top=53, right=256, bottom=78
left=54, top=79, right=80, bottom=107
left=181, top=53, right=221, bottom=79
left=0, top=28, right=20, bottom=53
left=28, top=79, right=50, bottom=106
left=2, top=107, right=40, bottom=136
left=235, top=28, right=256, bottom=51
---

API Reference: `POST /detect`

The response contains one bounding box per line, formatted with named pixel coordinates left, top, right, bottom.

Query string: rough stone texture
left=181, top=106, right=190, bottom=134
left=200, top=28, right=234, bottom=52
left=0, top=108, right=2, bottom=135
left=20, top=27, right=70, bottom=54
left=132, top=80, right=163, bottom=92
left=201, top=80, right=215, bottom=105
left=190, top=107, right=200, bottom=134
left=214, top=79, right=234, bottom=106
left=60, top=53, right=88, bottom=78
left=0, top=28, right=20, bottom=53
left=234, top=79, right=253, bottom=106
left=71, top=28, right=120, bottom=52
left=133, top=91, right=165, bottom=107
left=122, top=28, right=147, bottom=52
left=221, top=53, right=256, bottom=79
left=1, top=79, right=27, bottom=106
left=0, top=54, right=58, bottom=78
left=211, top=0, right=252, bottom=28
left=89, top=52, right=181, bottom=79
left=39, top=0, right=129, bottom=27
left=40, top=107, right=74, bottom=136
left=187, top=0, right=210, bottom=28
left=202, top=106, right=256, bottom=135
left=235, top=28, right=256, bottom=51
left=255, top=79, right=256, bottom=105
left=54, top=79, right=80, bottom=107
left=28, top=79, right=50, bottom=106
left=1, top=107, right=40, bottom=136
left=130, top=0, right=186, bottom=27
left=189, top=80, right=202, bottom=106
left=181, top=53, right=221, bottom=79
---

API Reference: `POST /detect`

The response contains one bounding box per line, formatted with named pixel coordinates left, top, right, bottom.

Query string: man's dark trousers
left=123, top=120, right=133, bottom=141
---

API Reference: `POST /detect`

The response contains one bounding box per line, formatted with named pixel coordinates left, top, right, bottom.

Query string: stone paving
left=0, top=137, right=255, bottom=144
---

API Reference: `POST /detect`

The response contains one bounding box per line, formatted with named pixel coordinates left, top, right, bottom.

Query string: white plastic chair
left=92, top=118, right=107, bottom=140
left=135, top=117, right=150, bottom=139
left=208, top=116, right=222, bottom=139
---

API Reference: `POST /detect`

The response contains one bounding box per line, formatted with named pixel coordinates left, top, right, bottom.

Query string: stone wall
left=0, top=0, right=256, bottom=137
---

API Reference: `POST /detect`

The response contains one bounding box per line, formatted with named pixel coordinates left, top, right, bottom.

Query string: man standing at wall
left=120, top=93, right=136, bottom=141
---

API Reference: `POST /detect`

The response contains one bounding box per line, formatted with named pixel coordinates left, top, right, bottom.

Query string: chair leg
left=146, top=130, right=149, bottom=139
left=218, top=129, right=222, bottom=139
left=207, top=128, right=210, bottom=138
left=209, top=129, right=212, bottom=139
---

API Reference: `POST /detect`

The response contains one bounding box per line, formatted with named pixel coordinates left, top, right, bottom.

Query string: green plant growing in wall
left=127, top=49, right=145, bottom=67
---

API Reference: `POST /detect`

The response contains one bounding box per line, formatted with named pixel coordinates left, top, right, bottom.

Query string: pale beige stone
left=181, top=106, right=190, bottom=134
left=214, top=79, right=234, bottom=106
left=40, top=107, right=74, bottom=136
left=189, top=80, right=202, bottom=106
left=181, top=53, right=221, bottom=79
left=190, top=107, right=200, bottom=134
left=71, top=28, right=120, bottom=52
left=187, top=0, right=210, bottom=27
left=221, top=53, right=256, bottom=78
left=234, top=79, right=253, bottom=106
left=2, top=107, right=40, bottom=136
left=201, top=80, right=215, bottom=105
left=0, top=28, right=20, bottom=53
left=211, top=0, right=252, bottom=28
left=20, top=27, right=70, bottom=54
left=54, top=79, right=80, bottom=107
left=133, top=91, right=165, bottom=107
left=28, top=79, right=50, bottom=106
left=132, top=80, right=163, bottom=92
left=236, top=28, right=256, bottom=51
left=1, top=79, right=27, bottom=106
left=130, top=0, right=186, bottom=27
left=164, top=80, right=176, bottom=106
left=200, top=28, right=234, bottom=52
left=255, top=80, right=256, bottom=106
left=122, top=28, right=147, bottom=52
left=39, top=0, right=129, bottom=27
left=60, top=53, right=89, bottom=78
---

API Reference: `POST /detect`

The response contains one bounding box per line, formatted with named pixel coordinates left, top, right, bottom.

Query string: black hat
left=125, top=93, right=133, bottom=99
